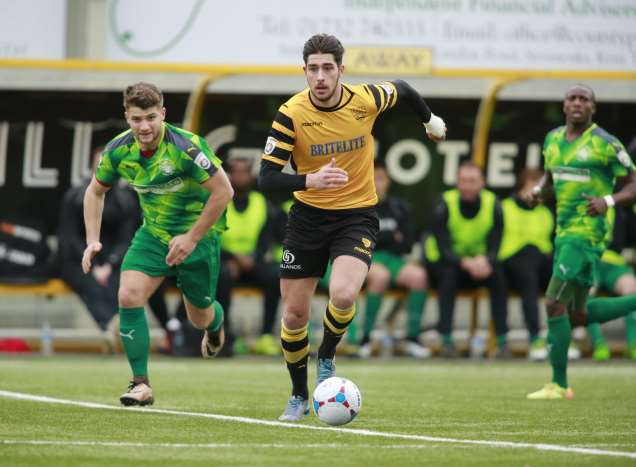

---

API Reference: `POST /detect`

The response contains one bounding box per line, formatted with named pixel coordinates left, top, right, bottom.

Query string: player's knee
left=570, top=310, right=587, bottom=327
left=282, top=308, right=308, bottom=329
left=329, top=283, right=358, bottom=309
left=118, top=285, right=145, bottom=308
left=545, top=299, right=567, bottom=318
left=407, top=267, right=427, bottom=290
left=366, top=267, right=390, bottom=293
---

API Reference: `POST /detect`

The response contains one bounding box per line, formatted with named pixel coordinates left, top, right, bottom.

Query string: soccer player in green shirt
left=82, top=82, right=233, bottom=406
left=527, top=84, right=636, bottom=400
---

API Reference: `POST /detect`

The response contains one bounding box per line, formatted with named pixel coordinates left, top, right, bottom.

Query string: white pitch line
left=1, top=389, right=635, bottom=460
left=0, top=440, right=462, bottom=449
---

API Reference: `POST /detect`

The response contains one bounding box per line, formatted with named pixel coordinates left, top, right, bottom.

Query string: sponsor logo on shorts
left=280, top=249, right=301, bottom=270
left=354, top=246, right=372, bottom=258
left=361, top=237, right=372, bottom=248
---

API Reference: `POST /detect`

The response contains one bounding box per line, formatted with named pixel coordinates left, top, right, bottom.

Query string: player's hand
left=423, top=114, right=446, bottom=142
left=581, top=193, right=607, bottom=216
left=306, top=158, right=348, bottom=189
left=166, top=233, right=197, bottom=266
left=92, top=263, right=112, bottom=286
left=82, top=242, right=102, bottom=274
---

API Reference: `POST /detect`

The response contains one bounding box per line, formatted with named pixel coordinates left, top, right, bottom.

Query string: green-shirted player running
left=527, top=84, right=636, bottom=400
left=82, top=82, right=234, bottom=406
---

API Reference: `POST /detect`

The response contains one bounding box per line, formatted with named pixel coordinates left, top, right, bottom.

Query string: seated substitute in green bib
left=83, top=82, right=233, bottom=406
left=499, top=168, right=554, bottom=361
left=425, top=161, right=509, bottom=358
left=357, top=161, right=431, bottom=359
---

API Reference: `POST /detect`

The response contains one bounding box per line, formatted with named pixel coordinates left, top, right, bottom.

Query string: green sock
left=119, top=307, right=150, bottom=378
left=406, top=290, right=426, bottom=340
left=587, top=295, right=636, bottom=324
left=548, top=315, right=571, bottom=389
left=346, top=314, right=359, bottom=345
left=206, top=301, right=224, bottom=332
left=362, top=293, right=383, bottom=340
left=496, top=334, right=507, bottom=349
left=586, top=323, right=606, bottom=348
left=442, top=334, right=453, bottom=345
left=626, top=311, right=636, bottom=348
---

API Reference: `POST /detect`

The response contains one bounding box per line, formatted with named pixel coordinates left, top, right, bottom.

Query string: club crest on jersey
left=576, top=147, right=590, bottom=161
left=194, top=152, right=211, bottom=170
left=350, top=106, right=367, bottom=120
left=159, top=160, right=175, bottom=176
left=617, top=150, right=632, bottom=168
left=264, top=136, right=278, bottom=155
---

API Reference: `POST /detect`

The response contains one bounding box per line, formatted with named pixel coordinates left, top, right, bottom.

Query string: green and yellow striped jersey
left=543, top=123, right=634, bottom=250
left=95, top=122, right=227, bottom=244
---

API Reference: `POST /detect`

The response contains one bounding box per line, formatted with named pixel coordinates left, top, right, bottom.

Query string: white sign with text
left=105, top=0, right=636, bottom=71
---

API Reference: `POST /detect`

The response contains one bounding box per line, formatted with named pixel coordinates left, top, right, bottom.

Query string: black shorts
left=280, top=201, right=379, bottom=279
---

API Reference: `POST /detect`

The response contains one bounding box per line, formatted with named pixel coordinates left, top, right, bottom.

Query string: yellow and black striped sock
left=318, top=301, right=356, bottom=359
left=281, top=322, right=310, bottom=399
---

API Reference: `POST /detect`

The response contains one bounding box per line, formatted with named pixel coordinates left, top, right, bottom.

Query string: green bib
left=221, top=192, right=267, bottom=255
left=425, top=189, right=495, bottom=262
left=498, top=198, right=553, bottom=260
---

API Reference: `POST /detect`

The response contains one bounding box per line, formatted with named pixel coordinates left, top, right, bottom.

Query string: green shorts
left=546, top=238, right=601, bottom=306
left=595, top=261, right=632, bottom=293
left=372, top=250, right=406, bottom=286
left=121, top=227, right=220, bottom=309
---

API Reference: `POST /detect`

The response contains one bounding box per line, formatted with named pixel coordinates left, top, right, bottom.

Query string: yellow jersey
left=261, top=82, right=398, bottom=210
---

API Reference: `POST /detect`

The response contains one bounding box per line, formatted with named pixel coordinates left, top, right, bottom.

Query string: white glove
left=423, top=113, right=446, bottom=140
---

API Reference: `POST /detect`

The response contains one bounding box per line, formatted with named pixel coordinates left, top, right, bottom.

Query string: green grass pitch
left=1, top=355, right=635, bottom=466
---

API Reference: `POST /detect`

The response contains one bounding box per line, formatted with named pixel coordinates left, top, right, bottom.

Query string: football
left=312, top=377, right=362, bottom=426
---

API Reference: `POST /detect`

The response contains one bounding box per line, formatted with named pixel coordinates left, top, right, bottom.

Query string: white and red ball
left=312, top=377, right=362, bottom=426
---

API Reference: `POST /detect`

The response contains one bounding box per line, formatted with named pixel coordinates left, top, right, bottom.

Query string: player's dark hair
left=565, top=83, right=596, bottom=103
left=374, top=159, right=387, bottom=170
left=123, top=82, right=164, bottom=109
left=303, top=34, right=345, bottom=65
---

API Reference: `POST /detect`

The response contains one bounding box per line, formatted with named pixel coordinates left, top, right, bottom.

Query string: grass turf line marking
left=1, top=440, right=465, bottom=449
left=1, top=389, right=634, bottom=460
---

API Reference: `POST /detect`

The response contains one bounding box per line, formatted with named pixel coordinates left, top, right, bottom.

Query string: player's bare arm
left=166, top=167, right=233, bottom=266
left=82, top=176, right=111, bottom=274
left=582, top=171, right=636, bottom=216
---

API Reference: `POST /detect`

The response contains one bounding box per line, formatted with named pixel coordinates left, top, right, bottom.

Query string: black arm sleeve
left=392, top=79, right=432, bottom=123
left=258, top=160, right=306, bottom=193
left=486, top=200, right=504, bottom=264
left=431, top=199, right=458, bottom=263
left=253, top=203, right=276, bottom=263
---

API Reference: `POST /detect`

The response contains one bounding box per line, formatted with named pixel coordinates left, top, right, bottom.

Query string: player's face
left=125, top=105, right=166, bottom=149
left=457, top=166, right=484, bottom=202
left=304, top=53, right=344, bottom=107
left=374, top=167, right=391, bottom=200
left=563, top=86, right=595, bottom=126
